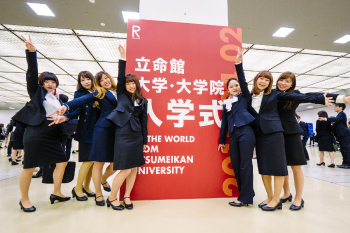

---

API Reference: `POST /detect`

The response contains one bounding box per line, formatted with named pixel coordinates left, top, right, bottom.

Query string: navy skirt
left=284, top=133, right=307, bottom=166
left=78, top=142, right=91, bottom=162
left=88, top=126, right=114, bottom=162
left=318, top=135, right=335, bottom=152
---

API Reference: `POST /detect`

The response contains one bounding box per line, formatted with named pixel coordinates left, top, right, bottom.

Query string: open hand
left=48, top=115, right=68, bottom=126
left=324, top=91, right=334, bottom=108
left=118, top=44, right=126, bottom=59
left=235, top=47, right=245, bottom=64
left=21, top=35, right=36, bottom=52
left=218, top=144, right=225, bottom=152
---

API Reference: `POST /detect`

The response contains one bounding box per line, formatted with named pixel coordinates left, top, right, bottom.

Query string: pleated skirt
left=284, top=133, right=307, bottom=166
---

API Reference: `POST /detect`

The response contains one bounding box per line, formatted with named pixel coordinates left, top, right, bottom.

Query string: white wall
left=0, top=110, right=18, bottom=126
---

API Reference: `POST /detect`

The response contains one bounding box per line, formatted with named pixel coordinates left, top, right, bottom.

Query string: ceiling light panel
left=308, top=77, right=350, bottom=88
left=306, top=58, right=350, bottom=76
left=12, top=31, right=94, bottom=60
left=58, top=85, right=77, bottom=93
left=56, top=75, right=77, bottom=86
left=334, top=35, right=350, bottom=44
left=51, top=59, right=102, bottom=75
left=122, top=11, right=140, bottom=23
left=299, top=88, right=326, bottom=93
left=252, top=44, right=302, bottom=52
left=79, top=36, right=125, bottom=62
left=99, top=62, right=119, bottom=77
left=0, top=83, right=27, bottom=91
left=0, top=59, right=24, bottom=72
left=75, top=30, right=127, bottom=38
left=271, top=54, right=336, bottom=74
left=272, top=27, right=295, bottom=37
left=301, top=49, right=347, bottom=57
left=0, top=72, right=26, bottom=84
left=295, top=75, right=330, bottom=87
left=242, top=43, right=253, bottom=49
left=243, top=49, right=294, bottom=71
left=4, top=24, right=72, bottom=34
left=27, top=2, right=55, bottom=17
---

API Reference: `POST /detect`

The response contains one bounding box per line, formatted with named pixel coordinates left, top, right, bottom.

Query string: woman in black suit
left=316, top=111, right=335, bottom=167
left=12, top=36, right=70, bottom=212
left=218, top=50, right=256, bottom=207
left=105, top=45, right=148, bottom=210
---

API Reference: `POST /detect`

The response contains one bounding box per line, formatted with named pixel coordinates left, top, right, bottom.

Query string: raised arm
left=117, top=45, right=126, bottom=94
left=235, top=47, right=250, bottom=98
left=21, top=35, right=38, bottom=98
left=327, top=112, right=346, bottom=123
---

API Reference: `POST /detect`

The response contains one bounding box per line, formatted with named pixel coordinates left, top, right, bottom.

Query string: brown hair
left=276, top=71, right=296, bottom=110
left=38, top=72, right=59, bottom=87
left=93, top=71, right=117, bottom=107
left=318, top=110, right=328, bottom=118
left=126, top=73, right=146, bottom=103
left=251, top=71, right=273, bottom=95
left=76, top=71, right=95, bottom=91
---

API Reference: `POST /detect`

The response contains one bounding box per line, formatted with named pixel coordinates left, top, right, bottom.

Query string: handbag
left=42, top=161, right=76, bottom=184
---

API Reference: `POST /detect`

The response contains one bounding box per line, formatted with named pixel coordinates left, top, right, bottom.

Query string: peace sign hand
left=118, top=44, right=126, bottom=59
left=235, top=47, right=245, bottom=64
left=21, top=35, right=36, bottom=52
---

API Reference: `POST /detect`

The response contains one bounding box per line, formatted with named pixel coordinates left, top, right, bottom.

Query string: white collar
left=223, top=95, right=239, bottom=112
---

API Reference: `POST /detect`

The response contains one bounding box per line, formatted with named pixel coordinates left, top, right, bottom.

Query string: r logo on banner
left=132, top=25, right=140, bottom=39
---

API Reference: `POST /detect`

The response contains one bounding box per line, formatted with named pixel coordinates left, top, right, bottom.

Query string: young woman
left=316, top=111, right=335, bottom=167
left=48, top=71, right=118, bottom=206
left=12, top=36, right=70, bottom=212
left=236, top=48, right=333, bottom=211
left=105, top=45, right=148, bottom=211
left=218, top=50, right=256, bottom=207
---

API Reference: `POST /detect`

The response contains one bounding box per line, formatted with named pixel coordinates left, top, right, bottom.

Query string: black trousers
left=8, top=141, right=13, bottom=156
left=302, top=137, right=309, bottom=160
left=229, top=125, right=255, bottom=204
left=338, top=135, right=350, bottom=165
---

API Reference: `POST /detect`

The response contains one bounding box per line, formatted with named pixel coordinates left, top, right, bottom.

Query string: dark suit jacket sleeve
left=65, top=92, right=96, bottom=112
left=327, top=112, right=345, bottom=123
left=235, top=63, right=250, bottom=99
left=277, top=91, right=325, bottom=104
left=140, top=101, right=148, bottom=144
left=219, top=105, right=228, bottom=144
left=26, top=50, right=39, bottom=98
left=64, top=91, right=83, bottom=120
left=300, top=121, right=308, bottom=137
left=117, top=59, right=127, bottom=94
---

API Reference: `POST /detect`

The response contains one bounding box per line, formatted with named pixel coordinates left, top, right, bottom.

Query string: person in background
left=297, top=115, right=310, bottom=161
left=316, top=111, right=335, bottom=167
left=309, top=132, right=316, bottom=146
left=9, top=121, right=25, bottom=165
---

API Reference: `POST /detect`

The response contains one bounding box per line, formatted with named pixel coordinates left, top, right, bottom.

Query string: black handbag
left=42, top=161, right=76, bottom=184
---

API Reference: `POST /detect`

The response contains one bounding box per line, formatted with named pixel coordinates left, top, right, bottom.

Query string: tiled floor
left=0, top=144, right=349, bottom=233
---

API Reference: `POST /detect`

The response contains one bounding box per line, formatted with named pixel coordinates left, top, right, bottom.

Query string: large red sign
left=121, top=19, right=242, bottom=200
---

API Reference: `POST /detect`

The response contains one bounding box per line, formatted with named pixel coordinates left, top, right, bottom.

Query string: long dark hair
left=125, top=73, right=146, bottom=103
left=76, top=71, right=94, bottom=91
left=277, top=71, right=296, bottom=110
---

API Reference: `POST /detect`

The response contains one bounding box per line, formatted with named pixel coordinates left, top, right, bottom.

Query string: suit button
left=85, top=112, right=87, bottom=115
left=84, top=119, right=86, bottom=122
left=86, top=105, right=88, bottom=108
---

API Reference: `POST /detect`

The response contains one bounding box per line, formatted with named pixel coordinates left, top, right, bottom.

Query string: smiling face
left=80, top=76, right=92, bottom=90
left=126, top=81, right=136, bottom=94
left=256, top=76, right=270, bottom=92
left=277, top=77, right=293, bottom=92
left=227, top=79, right=241, bottom=96
left=99, top=74, right=112, bottom=90
left=42, top=80, right=57, bottom=92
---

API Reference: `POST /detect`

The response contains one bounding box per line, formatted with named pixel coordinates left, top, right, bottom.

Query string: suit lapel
left=105, top=91, right=118, bottom=106
left=259, top=94, right=269, bottom=113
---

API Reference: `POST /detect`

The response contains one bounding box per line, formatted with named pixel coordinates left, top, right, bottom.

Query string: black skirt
left=78, top=142, right=91, bottom=162
left=88, top=126, right=114, bottom=162
left=13, top=132, right=24, bottom=150
left=256, top=131, right=288, bottom=176
left=23, top=119, right=67, bottom=169
left=284, top=133, right=307, bottom=166
left=318, top=135, right=335, bottom=152
left=113, top=121, right=145, bottom=170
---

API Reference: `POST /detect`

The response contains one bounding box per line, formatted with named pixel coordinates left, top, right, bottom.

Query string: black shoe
left=72, top=188, right=88, bottom=201
left=258, top=201, right=267, bottom=209
left=229, top=201, right=248, bottom=207
left=101, top=182, right=111, bottom=192
left=95, top=195, right=105, bottom=206
left=83, top=187, right=96, bottom=197
left=32, top=169, right=42, bottom=178
left=337, top=164, right=346, bottom=168
left=328, top=164, right=335, bottom=168
left=12, top=161, right=19, bottom=165
left=19, top=200, right=36, bottom=212
left=123, top=197, right=134, bottom=210
left=50, top=194, right=71, bottom=204
left=344, top=165, right=350, bottom=169
left=280, top=193, right=293, bottom=203
left=317, top=162, right=325, bottom=166
left=261, top=201, right=282, bottom=211
left=107, top=197, right=125, bottom=210
left=290, top=199, right=304, bottom=211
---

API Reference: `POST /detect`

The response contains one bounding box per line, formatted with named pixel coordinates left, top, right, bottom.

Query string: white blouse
left=251, top=92, right=264, bottom=113
left=43, top=91, right=61, bottom=118
left=109, top=89, right=117, bottom=100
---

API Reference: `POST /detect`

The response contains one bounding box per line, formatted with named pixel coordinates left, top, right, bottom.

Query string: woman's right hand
left=118, top=44, right=126, bottom=59
left=46, top=105, right=68, bottom=125
left=21, top=35, right=36, bottom=52
left=218, top=144, right=225, bottom=152
left=235, top=47, right=245, bottom=64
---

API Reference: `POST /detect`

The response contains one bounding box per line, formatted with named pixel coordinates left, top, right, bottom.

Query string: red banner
left=122, top=19, right=242, bottom=200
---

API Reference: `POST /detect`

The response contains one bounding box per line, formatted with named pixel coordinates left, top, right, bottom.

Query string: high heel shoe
left=101, top=182, right=111, bottom=192
left=228, top=201, right=248, bottom=207
left=290, top=199, right=304, bottom=211
left=50, top=194, right=71, bottom=204
left=280, top=193, right=293, bottom=203
left=12, top=161, right=19, bottom=165
left=317, top=162, right=325, bottom=166
left=328, top=163, right=335, bottom=168
left=83, top=187, right=96, bottom=197
left=123, top=197, right=133, bottom=210
left=9, top=158, right=20, bottom=162
left=106, top=197, right=125, bottom=210
left=258, top=201, right=267, bottom=208
left=19, top=200, right=36, bottom=212
left=261, top=201, right=282, bottom=211
left=72, top=187, right=88, bottom=201
left=95, top=195, right=105, bottom=206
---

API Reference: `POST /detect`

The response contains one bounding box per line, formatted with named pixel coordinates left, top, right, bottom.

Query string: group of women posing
left=13, top=36, right=148, bottom=213
left=219, top=48, right=348, bottom=211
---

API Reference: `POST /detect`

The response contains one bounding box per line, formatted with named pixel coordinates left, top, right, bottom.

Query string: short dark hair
left=318, top=110, right=328, bottom=118
left=226, top=78, right=239, bottom=89
left=38, top=72, right=59, bottom=87
left=335, top=103, right=346, bottom=110
left=76, top=71, right=95, bottom=91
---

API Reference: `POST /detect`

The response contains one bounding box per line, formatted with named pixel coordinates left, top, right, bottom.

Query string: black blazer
left=327, top=111, right=349, bottom=137
left=107, top=59, right=148, bottom=144
left=12, top=51, right=48, bottom=126
left=219, top=63, right=255, bottom=144
left=299, top=121, right=309, bottom=138
left=316, top=120, right=333, bottom=136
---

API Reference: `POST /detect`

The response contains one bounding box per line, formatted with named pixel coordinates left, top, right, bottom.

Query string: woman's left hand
left=143, top=145, right=147, bottom=152
left=47, top=115, right=68, bottom=126
left=324, top=91, right=334, bottom=108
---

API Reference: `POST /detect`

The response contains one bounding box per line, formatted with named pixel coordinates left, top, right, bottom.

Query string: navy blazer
left=65, top=89, right=100, bottom=143
left=299, top=121, right=309, bottom=138
left=12, top=51, right=49, bottom=126
left=316, top=120, right=333, bottom=136
left=65, top=90, right=117, bottom=128
left=107, top=59, right=148, bottom=144
left=219, top=63, right=255, bottom=144
left=327, top=111, right=349, bottom=137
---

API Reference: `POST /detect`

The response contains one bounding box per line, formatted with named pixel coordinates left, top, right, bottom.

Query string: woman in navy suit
left=218, top=50, right=255, bottom=207
left=105, top=45, right=148, bottom=210
left=12, top=36, right=70, bottom=212
left=49, top=71, right=118, bottom=206
left=316, top=111, right=335, bottom=167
